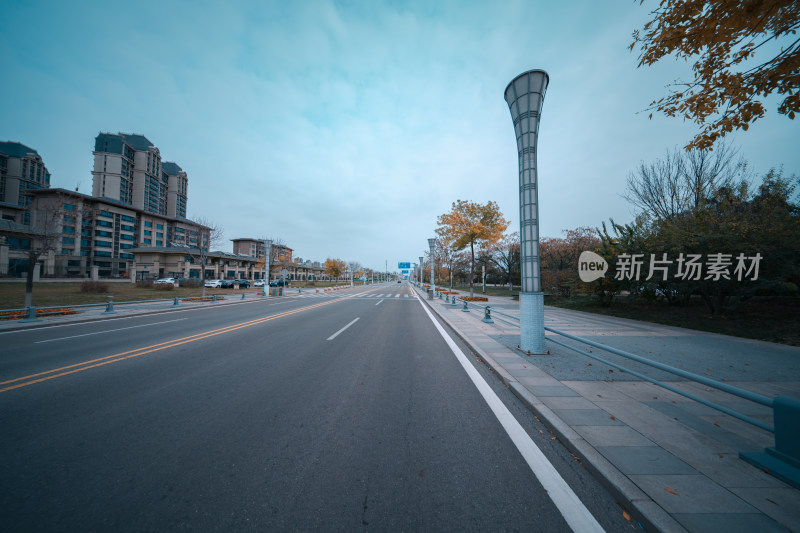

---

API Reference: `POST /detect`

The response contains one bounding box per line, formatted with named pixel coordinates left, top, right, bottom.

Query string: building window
left=143, top=239, right=151, bottom=244
left=97, top=220, right=112, bottom=228
left=144, top=230, right=152, bottom=236
left=144, top=221, right=152, bottom=227
left=156, top=224, right=163, bottom=230
left=64, top=203, right=75, bottom=211
left=62, top=237, right=75, bottom=244
left=95, top=251, right=112, bottom=257
left=63, top=226, right=76, bottom=234
left=95, top=240, right=112, bottom=248
left=156, top=240, right=163, bottom=246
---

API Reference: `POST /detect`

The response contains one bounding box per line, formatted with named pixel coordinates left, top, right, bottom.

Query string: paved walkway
left=417, top=285, right=800, bottom=532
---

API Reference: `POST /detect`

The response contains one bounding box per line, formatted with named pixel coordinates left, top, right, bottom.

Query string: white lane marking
left=394, top=294, right=400, bottom=298
left=414, top=295, right=604, bottom=533
left=34, top=318, right=188, bottom=344
left=326, top=317, right=360, bottom=341
left=375, top=299, right=383, bottom=306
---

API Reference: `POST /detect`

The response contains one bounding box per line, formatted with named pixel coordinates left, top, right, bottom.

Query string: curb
left=413, top=286, right=686, bottom=533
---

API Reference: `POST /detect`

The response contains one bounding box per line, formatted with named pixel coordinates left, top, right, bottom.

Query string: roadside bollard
left=172, top=297, right=180, bottom=307
left=103, top=300, right=116, bottom=314
left=445, top=294, right=450, bottom=303
left=212, top=294, right=217, bottom=303
left=462, top=300, right=470, bottom=312
left=21, top=306, right=39, bottom=322
left=451, top=296, right=458, bottom=307
left=438, top=291, right=443, bottom=299
left=241, top=293, right=246, bottom=300
left=482, top=306, right=494, bottom=324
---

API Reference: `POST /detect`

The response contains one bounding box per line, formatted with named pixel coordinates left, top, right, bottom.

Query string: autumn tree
left=324, top=258, right=346, bottom=280
left=436, top=200, right=509, bottom=297
left=540, top=227, right=601, bottom=297
left=631, top=1, right=800, bottom=149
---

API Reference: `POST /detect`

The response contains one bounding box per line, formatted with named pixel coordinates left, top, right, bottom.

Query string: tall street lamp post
left=505, top=69, right=549, bottom=354
left=428, top=238, right=436, bottom=300
left=262, top=239, right=272, bottom=298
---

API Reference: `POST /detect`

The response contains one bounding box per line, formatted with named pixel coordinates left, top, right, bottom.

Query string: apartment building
left=0, top=141, right=51, bottom=225
left=231, top=238, right=324, bottom=281
left=27, top=188, right=209, bottom=279
left=92, top=133, right=187, bottom=218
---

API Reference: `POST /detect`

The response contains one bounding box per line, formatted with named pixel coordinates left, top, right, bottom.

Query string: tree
left=490, top=231, right=521, bottom=289
left=23, top=193, right=67, bottom=308
left=625, top=142, right=752, bottom=220
left=631, top=0, right=800, bottom=149
left=187, top=216, right=223, bottom=298
left=436, top=200, right=509, bottom=297
left=540, top=227, right=601, bottom=297
left=324, top=258, right=346, bottom=280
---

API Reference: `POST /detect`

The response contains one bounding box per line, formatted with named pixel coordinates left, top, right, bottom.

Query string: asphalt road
left=0, top=282, right=634, bottom=532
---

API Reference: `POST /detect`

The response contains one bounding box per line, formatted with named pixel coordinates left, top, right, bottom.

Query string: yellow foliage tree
left=631, top=0, right=800, bottom=150
left=436, top=200, right=509, bottom=296
left=324, top=258, right=346, bottom=280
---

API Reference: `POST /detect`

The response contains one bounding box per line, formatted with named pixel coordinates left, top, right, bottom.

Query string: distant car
left=205, top=279, right=222, bottom=288
left=220, top=279, right=235, bottom=288
left=269, top=279, right=290, bottom=287
left=236, top=279, right=251, bottom=288
left=155, top=277, right=177, bottom=286
left=397, top=280, right=401, bottom=283
left=253, top=280, right=266, bottom=287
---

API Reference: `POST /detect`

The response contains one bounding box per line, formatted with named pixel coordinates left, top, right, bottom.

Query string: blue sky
left=2, top=0, right=797, bottom=272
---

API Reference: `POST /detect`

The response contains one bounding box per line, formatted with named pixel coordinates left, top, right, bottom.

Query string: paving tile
left=551, top=408, right=624, bottom=426
left=672, top=512, right=789, bottom=533
left=629, top=474, right=758, bottom=514
left=729, top=487, right=800, bottom=529
left=539, top=396, right=598, bottom=410
left=573, top=425, right=655, bottom=447
left=562, top=381, right=632, bottom=401
left=613, top=381, right=689, bottom=403
left=526, top=385, right=579, bottom=397
left=597, top=446, right=698, bottom=475
left=517, top=376, right=560, bottom=387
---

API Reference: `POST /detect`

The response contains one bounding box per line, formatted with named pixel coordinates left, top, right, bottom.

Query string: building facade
left=23, top=188, right=209, bottom=279
left=92, top=133, right=187, bottom=218
left=0, top=141, right=51, bottom=225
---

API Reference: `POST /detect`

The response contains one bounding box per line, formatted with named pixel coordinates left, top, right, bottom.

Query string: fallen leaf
left=622, top=510, right=631, bottom=522
left=665, top=487, right=679, bottom=495
left=585, top=363, right=593, bottom=366
left=767, top=498, right=779, bottom=506
left=610, top=416, right=616, bottom=420
left=714, top=423, right=721, bottom=427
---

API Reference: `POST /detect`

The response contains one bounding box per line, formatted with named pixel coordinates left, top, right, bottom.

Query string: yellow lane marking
left=0, top=298, right=343, bottom=394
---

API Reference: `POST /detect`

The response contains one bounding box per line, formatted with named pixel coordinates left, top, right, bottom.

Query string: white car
left=204, top=279, right=222, bottom=288
left=155, top=277, right=177, bottom=286
left=253, top=280, right=266, bottom=287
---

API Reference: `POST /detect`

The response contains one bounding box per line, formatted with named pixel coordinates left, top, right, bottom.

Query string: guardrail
left=441, top=292, right=800, bottom=489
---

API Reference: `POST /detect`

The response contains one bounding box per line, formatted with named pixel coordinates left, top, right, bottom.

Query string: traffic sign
left=398, top=262, right=410, bottom=269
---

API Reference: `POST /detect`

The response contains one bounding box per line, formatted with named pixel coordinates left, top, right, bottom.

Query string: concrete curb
left=413, top=285, right=686, bottom=533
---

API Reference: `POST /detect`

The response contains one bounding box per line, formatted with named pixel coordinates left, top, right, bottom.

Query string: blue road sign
left=398, top=262, right=411, bottom=269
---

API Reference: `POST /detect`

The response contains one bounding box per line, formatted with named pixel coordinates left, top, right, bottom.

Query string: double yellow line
left=0, top=298, right=343, bottom=394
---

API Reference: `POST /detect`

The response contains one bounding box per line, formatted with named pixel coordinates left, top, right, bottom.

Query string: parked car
left=269, top=279, right=290, bottom=287
left=253, top=280, right=266, bottom=287
left=155, top=277, right=177, bottom=286
left=205, top=279, right=222, bottom=288
left=236, top=279, right=251, bottom=288
left=220, top=279, right=235, bottom=288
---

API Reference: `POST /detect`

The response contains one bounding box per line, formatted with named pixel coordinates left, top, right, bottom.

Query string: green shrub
left=136, top=280, right=154, bottom=288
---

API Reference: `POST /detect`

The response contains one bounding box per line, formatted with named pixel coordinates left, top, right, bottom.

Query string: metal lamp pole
left=418, top=256, right=423, bottom=287
left=428, top=238, right=436, bottom=299
left=505, top=69, right=549, bottom=354
left=262, top=239, right=272, bottom=297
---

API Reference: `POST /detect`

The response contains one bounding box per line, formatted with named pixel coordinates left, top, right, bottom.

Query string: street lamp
left=262, top=239, right=272, bottom=297
left=428, top=238, right=436, bottom=300
left=505, top=69, right=549, bottom=354
left=418, top=256, right=423, bottom=287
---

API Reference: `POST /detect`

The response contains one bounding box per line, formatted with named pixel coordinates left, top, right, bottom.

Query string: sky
left=1, top=0, right=797, bottom=272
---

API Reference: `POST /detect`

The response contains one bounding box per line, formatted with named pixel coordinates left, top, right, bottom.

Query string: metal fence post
left=21, top=306, right=40, bottom=322
left=741, top=396, right=800, bottom=489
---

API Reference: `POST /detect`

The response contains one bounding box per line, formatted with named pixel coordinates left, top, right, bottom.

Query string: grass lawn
left=545, top=294, right=800, bottom=347
left=0, top=280, right=357, bottom=309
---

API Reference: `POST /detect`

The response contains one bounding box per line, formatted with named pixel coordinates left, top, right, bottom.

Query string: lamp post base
left=520, top=291, right=546, bottom=354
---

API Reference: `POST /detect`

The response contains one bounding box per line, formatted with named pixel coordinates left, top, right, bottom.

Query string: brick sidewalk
left=415, top=284, right=800, bottom=533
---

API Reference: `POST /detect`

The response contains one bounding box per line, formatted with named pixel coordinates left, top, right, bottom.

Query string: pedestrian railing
left=444, top=293, right=800, bottom=489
